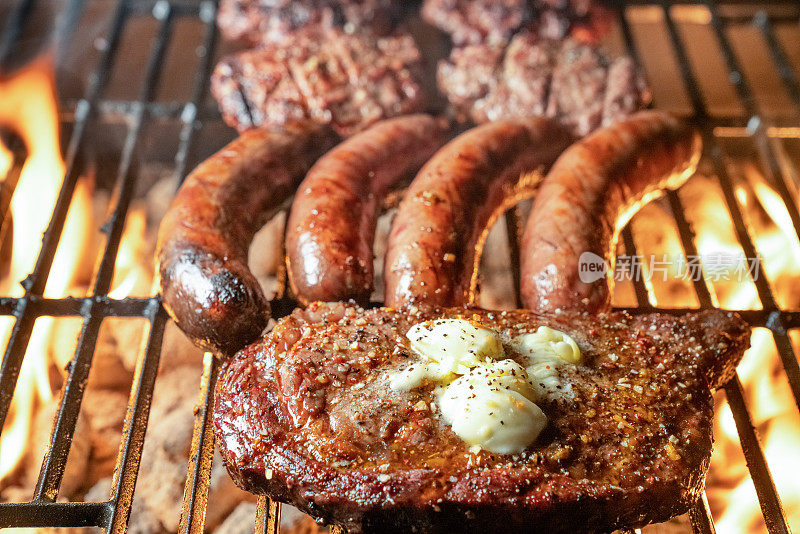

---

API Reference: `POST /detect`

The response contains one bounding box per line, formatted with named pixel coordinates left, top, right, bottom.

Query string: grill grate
left=0, top=0, right=799, bottom=532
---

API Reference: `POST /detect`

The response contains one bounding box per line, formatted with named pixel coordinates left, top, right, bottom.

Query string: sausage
left=286, top=115, right=450, bottom=306
left=157, top=122, right=339, bottom=356
left=520, top=110, right=702, bottom=314
left=384, top=117, right=574, bottom=307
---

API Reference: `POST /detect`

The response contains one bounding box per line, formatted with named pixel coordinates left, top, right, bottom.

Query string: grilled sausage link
left=157, top=123, right=338, bottom=356
left=384, top=117, right=574, bottom=307
left=286, top=115, right=450, bottom=306
left=520, top=110, right=702, bottom=313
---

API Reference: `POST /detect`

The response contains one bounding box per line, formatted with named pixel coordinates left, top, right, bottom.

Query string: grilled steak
left=216, top=0, right=403, bottom=45
left=422, top=0, right=612, bottom=46
left=438, top=33, right=649, bottom=135
left=211, top=29, right=427, bottom=135
left=215, top=302, right=749, bottom=533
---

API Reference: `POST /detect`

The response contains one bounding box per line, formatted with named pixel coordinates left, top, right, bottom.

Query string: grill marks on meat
left=438, top=33, right=649, bottom=135
left=422, top=0, right=612, bottom=46
left=211, top=29, right=427, bottom=135
left=215, top=302, right=749, bottom=533
left=217, top=0, right=403, bottom=45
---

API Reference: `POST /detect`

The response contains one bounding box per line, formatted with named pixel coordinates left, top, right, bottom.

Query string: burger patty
left=210, top=29, right=427, bottom=136
left=422, top=0, right=612, bottom=46
left=214, top=302, right=749, bottom=533
left=217, top=0, right=404, bottom=45
left=438, top=33, right=649, bottom=135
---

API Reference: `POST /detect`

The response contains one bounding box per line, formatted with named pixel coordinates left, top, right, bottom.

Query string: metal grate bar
left=94, top=2, right=175, bottom=298
left=172, top=0, right=218, bottom=186
left=255, top=497, right=280, bottom=534
left=56, top=99, right=800, bottom=132
left=706, top=1, right=800, bottom=249
left=665, top=190, right=717, bottom=307
left=616, top=9, right=719, bottom=530
left=164, top=1, right=242, bottom=530
left=0, top=500, right=111, bottom=527
left=178, top=354, right=220, bottom=534
left=724, top=376, right=791, bottom=534
left=0, top=1, right=799, bottom=533
left=703, top=3, right=800, bottom=419
left=715, top=163, right=800, bottom=412
left=666, top=188, right=729, bottom=534
left=107, top=303, right=168, bottom=533
left=660, top=2, right=707, bottom=118
left=620, top=227, right=652, bottom=306
left=0, top=0, right=34, bottom=68
left=689, top=493, right=717, bottom=534
left=660, top=4, right=793, bottom=532
left=504, top=208, right=524, bottom=309
left=32, top=3, right=175, bottom=503
left=0, top=137, right=25, bottom=239
left=0, top=0, right=130, bottom=450
left=0, top=296, right=158, bottom=317
left=754, top=11, right=800, bottom=113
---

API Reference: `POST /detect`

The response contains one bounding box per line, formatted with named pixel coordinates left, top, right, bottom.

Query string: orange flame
left=109, top=204, right=155, bottom=299
left=0, top=55, right=92, bottom=482
left=629, top=170, right=800, bottom=532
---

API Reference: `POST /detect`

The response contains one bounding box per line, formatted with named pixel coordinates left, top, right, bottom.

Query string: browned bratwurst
left=520, top=110, right=701, bottom=313
left=384, top=117, right=573, bottom=308
left=157, top=122, right=338, bottom=356
left=286, top=115, right=450, bottom=306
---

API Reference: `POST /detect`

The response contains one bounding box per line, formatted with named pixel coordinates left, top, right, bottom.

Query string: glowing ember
left=109, top=203, right=155, bottom=299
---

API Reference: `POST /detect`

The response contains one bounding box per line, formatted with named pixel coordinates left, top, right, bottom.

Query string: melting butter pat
left=438, top=360, right=547, bottom=454
left=406, top=319, right=504, bottom=374
left=391, top=319, right=505, bottom=391
left=389, top=319, right=581, bottom=454
left=512, top=327, right=581, bottom=401
left=512, top=326, right=581, bottom=364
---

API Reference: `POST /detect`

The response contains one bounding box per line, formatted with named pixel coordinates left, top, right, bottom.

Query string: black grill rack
left=0, top=0, right=799, bottom=532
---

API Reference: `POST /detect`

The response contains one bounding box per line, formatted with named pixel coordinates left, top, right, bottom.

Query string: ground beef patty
left=211, top=29, right=427, bottom=136
left=422, top=0, right=613, bottom=46
left=215, top=302, right=749, bottom=533
left=438, top=33, right=650, bottom=135
left=217, top=0, right=403, bottom=45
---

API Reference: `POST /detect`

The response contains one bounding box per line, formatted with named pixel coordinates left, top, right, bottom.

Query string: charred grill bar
left=0, top=0, right=798, bottom=532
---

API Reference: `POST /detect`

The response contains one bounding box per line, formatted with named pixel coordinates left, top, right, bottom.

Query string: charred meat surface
left=156, top=123, right=339, bottom=356
left=215, top=302, right=749, bottom=533
left=217, top=0, right=403, bottom=45
left=422, top=0, right=612, bottom=46
left=438, top=33, right=649, bottom=135
left=211, top=29, right=427, bottom=136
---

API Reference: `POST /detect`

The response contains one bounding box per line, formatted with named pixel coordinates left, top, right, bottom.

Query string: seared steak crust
left=438, top=34, right=649, bottom=135
left=217, top=0, right=403, bottom=45
left=211, top=29, right=427, bottom=135
left=215, top=302, right=749, bottom=533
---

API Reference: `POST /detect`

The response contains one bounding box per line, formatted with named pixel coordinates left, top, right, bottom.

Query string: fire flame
left=630, top=169, right=800, bottom=532
left=0, top=48, right=798, bottom=534
left=0, top=56, right=92, bottom=483
left=0, top=55, right=154, bottom=491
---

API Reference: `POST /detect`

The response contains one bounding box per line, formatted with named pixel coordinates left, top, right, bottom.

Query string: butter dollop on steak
left=214, top=302, right=749, bottom=533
